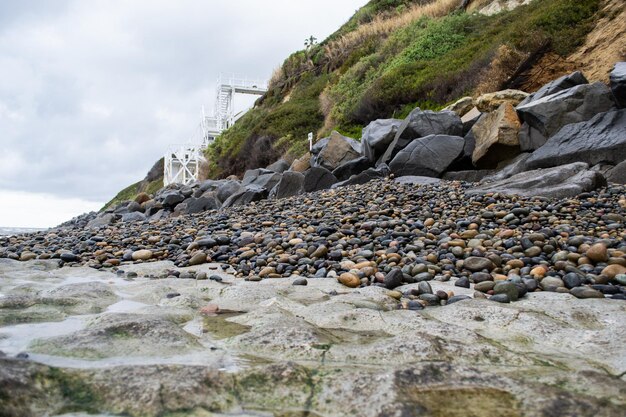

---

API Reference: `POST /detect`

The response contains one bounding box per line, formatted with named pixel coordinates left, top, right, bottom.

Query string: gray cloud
left=0, top=0, right=367, bottom=203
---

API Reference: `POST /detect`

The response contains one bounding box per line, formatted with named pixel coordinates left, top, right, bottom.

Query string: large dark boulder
left=610, top=62, right=626, bottom=108
left=380, top=109, right=463, bottom=164
left=243, top=172, right=282, bottom=191
left=518, top=122, right=547, bottom=151
left=185, top=196, right=220, bottom=214
left=516, top=82, right=615, bottom=138
left=361, top=119, right=403, bottom=163
left=311, top=131, right=361, bottom=171
left=389, top=135, right=465, bottom=177
left=266, top=159, right=290, bottom=173
left=606, top=160, right=626, bottom=184
left=518, top=71, right=588, bottom=107
left=525, top=109, right=626, bottom=169
left=467, top=162, right=606, bottom=199
left=332, top=156, right=373, bottom=181
left=160, top=191, right=185, bottom=209
left=303, top=167, right=338, bottom=192
left=270, top=171, right=305, bottom=199
left=216, top=180, right=243, bottom=203
left=242, top=168, right=273, bottom=183
left=221, top=185, right=268, bottom=208
left=332, top=165, right=390, bottom=188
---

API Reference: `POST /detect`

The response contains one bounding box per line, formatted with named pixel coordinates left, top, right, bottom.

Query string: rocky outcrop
left=471, top=103, right=521, bottom=168
left=389, top=135, right=465, bottom=177
left=467, top=162, right=606, bottom=198
left=525, top=109, right=626, bottom=169
left=516, top=82, right=615, bottom=138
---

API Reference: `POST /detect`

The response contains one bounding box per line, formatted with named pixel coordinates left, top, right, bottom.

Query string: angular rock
left=332, top=156, right=373, bottom=181
left=468, top=162, right=606, bottom=199
left=444, top=96, right=474, bottom=117
left=185, top=196, right=220, bottom=214
left=242, top=172, right=282, bottom=191
left=610, top=62, right=626, bottom=108
left=389, top=135, right=464, bottom=177
left=518, top=71, right=588, bottom=107
left=161, top=191, right=185, bottom=209
left=361, top=119, right=403, bottom=163
left=222, top=185, right=268, bottom=208
left=480, top=153, right=531, bottom=184
left=332, top=165, right=390, bottom=188
left=266, top=159, right=290, bottom=173
left=216, top=181, right=243, bottom=204
left=516, top=82, right=615, bottom=138
left=87, top=213, right=117, bottom=228
left=269, top=171, right=305, bottom=199
left=380, top=109, right=462, bottom=164
left=303, top=167, right=338, bottom=193
left=525, top=109, right=626, bottom=170
left=311, top=131, right=361, bottom=171
left=121, top=212, right=147, bottom=223
left=290, top=152, right=311, bottom=173
left=471, top=103, right=521, bottom=168
left=606, top=160, right=626, bottom=184
left=518, top=122, right=547, bottom=152
left=475, top=89, right=529, bottom=112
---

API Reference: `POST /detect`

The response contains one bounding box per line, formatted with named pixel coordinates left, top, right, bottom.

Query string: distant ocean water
left=0, top=227, right=46, bottom=236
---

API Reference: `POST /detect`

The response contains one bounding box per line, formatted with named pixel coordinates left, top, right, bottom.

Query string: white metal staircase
left=163, top=73, right=268, bottom=186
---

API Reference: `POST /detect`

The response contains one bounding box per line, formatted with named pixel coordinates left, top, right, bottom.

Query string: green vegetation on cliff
left=207, top=0, right=600, bottom=178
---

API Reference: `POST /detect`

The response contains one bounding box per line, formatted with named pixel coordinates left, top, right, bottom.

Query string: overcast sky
left=0, top=0, right=367, bottom=228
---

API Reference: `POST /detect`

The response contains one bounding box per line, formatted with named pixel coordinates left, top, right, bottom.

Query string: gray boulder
left=87, top=213, right=117, bottom=228
left=332, top=156, right=372, bottom=181
left=610, top=62, right=626, bottom=108
left=184, top=196, right=220, bottom=214
left=121, top=212, right=146, bottom=222
left=518, top=122, right=547, bottom=151
left=388, top=135, right=465, bottom=177
left=270, top=171, right=305, bottom=199
left=516, top=82, right=615, bottom=138
left=332, top=165, right=390, bottom=188
left=243, top=172, right=282, bottom=191
left=221, top=185, right=268, bottom=208
left=380, top=109, right=463, bottom=164
left=216, top=180, right=243, bottom=203
left=311, top=131, right=361, bottom=171
left=361, top=119, right=403, bottom=163
left=525, top=109, right=626, bottom=169
left=480, top=153, right=532, bottom=184
left=243, top=168, right=273, bottom=183
left=467, top=162, right=606, bottom=199
left=606, top=160, right=626, bottom=184
left=518, top=71, right=588, bottom=107
left=303, top=167, right=338, bottom=192
left=266, top=159, right=290, bottom=173
left=161, top=191, right=185, bottom=208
